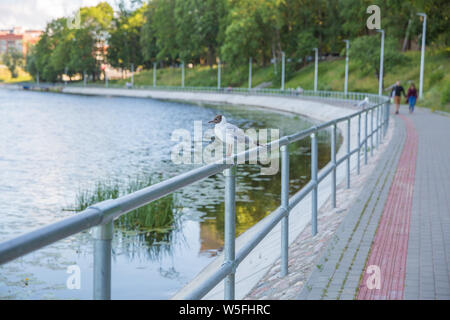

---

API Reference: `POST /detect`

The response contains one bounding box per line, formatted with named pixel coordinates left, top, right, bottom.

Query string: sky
left=0, top=0, right=134, bottom=30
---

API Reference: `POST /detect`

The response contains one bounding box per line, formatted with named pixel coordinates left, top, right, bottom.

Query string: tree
left=107, top=5, right=145, bottom=70
left=2, top=48, right=24, bottom=78
left=349, top=35, right=409, bottom=89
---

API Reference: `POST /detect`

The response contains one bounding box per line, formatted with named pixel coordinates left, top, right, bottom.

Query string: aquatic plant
left=69, top=174, right=180, bottom=235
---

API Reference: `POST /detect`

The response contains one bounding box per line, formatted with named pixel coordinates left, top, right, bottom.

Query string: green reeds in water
left=70, top=175, right=179, bottom=235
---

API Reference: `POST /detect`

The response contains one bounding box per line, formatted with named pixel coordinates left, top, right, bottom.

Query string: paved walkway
left=297, top=106, right=450, bottom=300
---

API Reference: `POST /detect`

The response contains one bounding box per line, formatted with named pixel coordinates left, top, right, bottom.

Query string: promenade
left=294, top=106, right=450, bottom=300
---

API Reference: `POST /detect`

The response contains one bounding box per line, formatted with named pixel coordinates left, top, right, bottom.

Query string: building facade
left=0, top=27, right=42, bottom=56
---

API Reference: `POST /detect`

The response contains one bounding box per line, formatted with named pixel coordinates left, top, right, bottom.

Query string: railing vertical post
left=311, top=133, right=318, bottom=236
left=370, top=109, right=374, bottom=157
left=375, top=107, right=380, bottom=148
left=224, top=166, right=236, bottom=300
left=386, top=101, right=390, bottom=135
left=357, top=114, right=361, bottom=175
left=379, top=105, right=383, bottom=143
left=364, top=111, right=368, bottom=165
left=346, top=118, right=351, bottom=189
left=331, top=124, right=337, bottom=208
left=93, top=221, right=113, bottom=300
left=280, top=145, right=289, bottom=277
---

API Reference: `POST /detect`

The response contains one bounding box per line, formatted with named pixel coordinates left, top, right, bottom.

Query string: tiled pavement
left=403, top=109, right=450, bottom=300
left=297, top=107, right=450, bottom=300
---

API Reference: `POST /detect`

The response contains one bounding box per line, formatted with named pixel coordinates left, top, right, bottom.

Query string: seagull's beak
left=208, top=119, right=215, bottom=123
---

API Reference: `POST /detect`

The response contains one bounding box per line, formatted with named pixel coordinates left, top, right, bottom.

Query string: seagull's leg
left=226, top=143, right=232, bottom=157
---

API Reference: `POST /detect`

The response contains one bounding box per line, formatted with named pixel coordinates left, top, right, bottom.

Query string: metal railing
left=0, top=87, right=390, bottom=300
left=20, top=80, right=385, bottom=107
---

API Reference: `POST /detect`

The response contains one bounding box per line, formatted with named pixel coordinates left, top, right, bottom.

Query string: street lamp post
left=218, top=59, right=221, bottom=89
left=281, top=52, right=285, bottom=91
left=343, top=40, right=350, bottom=95
left=181, top=61, right=185, bottom=88
left=376, top=29, right=385, bottom=96
left=153, top=62, right=157, bottom=87
left=417, top=13, right=427, bottom=99
left=313, top=48, right=318, bottom=92
left=131, top=63, right=134, bottom=86
left=248, top=57, right=252, bottom=89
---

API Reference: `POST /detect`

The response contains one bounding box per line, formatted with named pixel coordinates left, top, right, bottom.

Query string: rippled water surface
left=0, top=89, right=333, bottom=299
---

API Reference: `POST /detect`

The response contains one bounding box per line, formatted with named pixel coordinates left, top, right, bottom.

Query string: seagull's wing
left=224, top=123, right=254, bottom=145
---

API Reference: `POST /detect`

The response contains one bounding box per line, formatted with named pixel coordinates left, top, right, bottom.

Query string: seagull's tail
left=257, top=142, right=267, bottom=149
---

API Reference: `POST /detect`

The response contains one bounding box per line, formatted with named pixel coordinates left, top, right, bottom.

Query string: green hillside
left=112, top=48, right=449, bottom=112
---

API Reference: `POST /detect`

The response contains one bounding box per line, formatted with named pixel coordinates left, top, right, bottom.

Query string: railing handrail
left=0, top=87, right=390, bottom=300
left=16, top=80, right=385, bottom=104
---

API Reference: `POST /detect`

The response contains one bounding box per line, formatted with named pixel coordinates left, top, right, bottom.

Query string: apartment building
left=0, top=27, right=42, bottom=56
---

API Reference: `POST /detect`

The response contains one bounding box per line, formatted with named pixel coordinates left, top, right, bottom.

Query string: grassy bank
left=4, top=48, right=449, bottom=111
left=0, top=65, right=32, bottom=83
left=110, top=48, right=449, bottom=112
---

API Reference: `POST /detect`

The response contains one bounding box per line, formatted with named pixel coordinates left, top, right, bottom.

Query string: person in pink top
left=406, top=83, right=418, bottom=114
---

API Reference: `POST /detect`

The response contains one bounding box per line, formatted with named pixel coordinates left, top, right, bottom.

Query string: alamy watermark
left=366, top=264, right=381, bottom=290
left=366, top=5, right=381, bottom=30
left=66, top=265, right=81, bottom=290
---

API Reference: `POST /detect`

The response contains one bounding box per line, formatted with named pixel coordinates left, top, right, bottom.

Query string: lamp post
left=376, top=29, right=384, bottom=96
left=343, top=40, right=350, bottom=95
left=153, top=62, right=157, bottom=87
left=217, top=59, right=221, bottom=89
left=131, top=63, right=134, bottom=86
left=313, top=48, right=318, bottom=92
left=417, top=13, right=427, bottom=99
left=181, top=61, right=185, bottom=88
left=281, top=52, right=285, bottom=91
left=248, top=57, right=252, bottom=89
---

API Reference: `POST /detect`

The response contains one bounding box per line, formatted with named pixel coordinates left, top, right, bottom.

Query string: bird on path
left=208, top=114, right=264, bottom=156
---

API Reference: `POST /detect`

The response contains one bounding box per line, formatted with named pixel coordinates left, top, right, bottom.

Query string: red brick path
left=357, top=115, right=418, bottom=299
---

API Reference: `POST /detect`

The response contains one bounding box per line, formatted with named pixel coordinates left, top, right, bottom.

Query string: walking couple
left=391, top=80, right=418, bottom=114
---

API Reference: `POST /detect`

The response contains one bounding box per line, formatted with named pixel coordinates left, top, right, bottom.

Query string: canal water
left=0, top=88, right=334, bottom=299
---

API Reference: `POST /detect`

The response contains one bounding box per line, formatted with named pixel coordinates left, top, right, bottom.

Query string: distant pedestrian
left=391, top=81, right=405, bottom=115
left=406, top=83, right=418, bottom=114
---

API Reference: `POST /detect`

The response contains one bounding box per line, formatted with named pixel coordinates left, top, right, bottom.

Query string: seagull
left=356, top=97, right=370, bottom=109
left=208, top=115, right=264, bottom=156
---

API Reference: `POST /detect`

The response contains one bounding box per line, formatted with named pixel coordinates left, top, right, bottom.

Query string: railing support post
left=331, top=124, right=337, bottom=208
left=346, top=118, right=351, bottom=189
left=375, top=107, right=380, bottom=149
left=93, top=221, right=113, bottom=300
left=370, top=109, right=374, bottom=157
left=364, top=111, right=368, bottom=165
left=280, top=145, right=289, bottom=277
left=357, top=114, right=361, bottom=175
left=224, top=166, right=236, bottom=300
left=311, top=133, right=318, bottom=236
left=385, top=101, right=390, bottom=136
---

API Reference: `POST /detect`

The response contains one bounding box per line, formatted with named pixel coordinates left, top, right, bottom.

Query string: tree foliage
left=26, top=0, right=449, bottom=82
left=2, top=48, right=24, bottom=78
